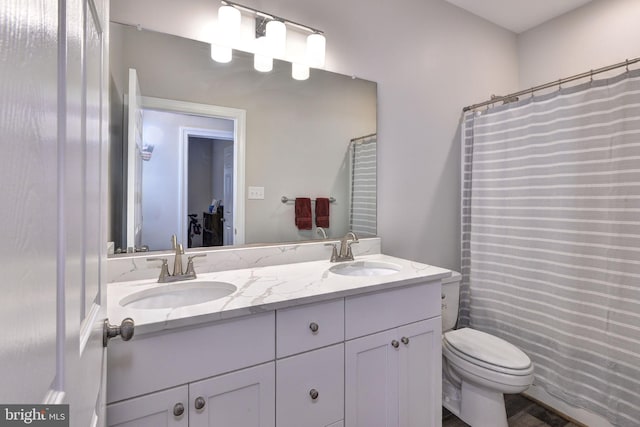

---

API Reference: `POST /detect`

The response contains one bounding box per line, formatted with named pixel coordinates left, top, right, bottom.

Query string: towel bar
left=281, top=196, right=336, bottom=204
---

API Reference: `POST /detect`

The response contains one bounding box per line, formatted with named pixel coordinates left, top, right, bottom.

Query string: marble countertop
left=107, top=253, right=452, bottom=335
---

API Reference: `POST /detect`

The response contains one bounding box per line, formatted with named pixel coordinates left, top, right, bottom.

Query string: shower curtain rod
left=462, top=56, right=640, bottom=112
left=350, top=133, right=377, bottom=142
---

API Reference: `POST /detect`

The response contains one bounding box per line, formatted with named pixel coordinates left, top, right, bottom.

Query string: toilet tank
left=441, top=271, right=461, bottom=332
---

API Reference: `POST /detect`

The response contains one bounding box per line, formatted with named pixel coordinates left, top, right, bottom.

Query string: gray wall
left=111, top=0, right=519, bottom=269
left=518, top=0, right=640, bottom=89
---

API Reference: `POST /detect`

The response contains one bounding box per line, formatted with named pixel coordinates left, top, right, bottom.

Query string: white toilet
left=441, top=272, right=534, bottom=427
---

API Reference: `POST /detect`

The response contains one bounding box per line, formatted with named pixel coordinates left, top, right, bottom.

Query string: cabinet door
left=345, top=329, right=399, bottom=427
left=106, top=385, right=188, bottom=427
left=277, top=344, right=344, bottom=427
left=189, top=362, right=275, bottom=427
left=397, top=318, right=442, bottom=427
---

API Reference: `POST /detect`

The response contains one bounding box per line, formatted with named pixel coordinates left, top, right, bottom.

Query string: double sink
left=120, top=260, right=402, bottom=311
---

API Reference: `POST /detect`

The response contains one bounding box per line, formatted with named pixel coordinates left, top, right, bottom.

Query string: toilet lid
left=443, top=328, right=531, bottom=370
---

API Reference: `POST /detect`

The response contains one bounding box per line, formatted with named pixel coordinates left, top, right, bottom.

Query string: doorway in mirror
left=138, top=105, right=244, bottom=251
left=187, top=135, right=233, bottom=248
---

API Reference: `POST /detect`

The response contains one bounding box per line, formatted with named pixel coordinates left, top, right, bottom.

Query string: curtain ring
left=558, top=79, right=562, bottom=90
left=626, top=59, right=630, bottom=73
left=590, top=70, right=594, bottom=83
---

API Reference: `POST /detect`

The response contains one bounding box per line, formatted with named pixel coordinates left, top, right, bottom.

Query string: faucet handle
left=185, top=254, right=206, bottom=276
left=346, top=240, right=358, bottom=259
left=147, top=257, right=170, bottom=282
left=324, top=243, right=338, bottom=262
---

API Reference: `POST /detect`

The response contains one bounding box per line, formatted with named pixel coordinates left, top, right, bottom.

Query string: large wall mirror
left=109, top=22, right=377, bottom=253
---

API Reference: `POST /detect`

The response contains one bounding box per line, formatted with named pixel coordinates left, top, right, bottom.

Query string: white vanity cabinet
left=106, top=385, right=188, bottom=427
left=276, top=299, right=345, bottom=427
left=106, top=363, right=275, bottom=427
left=106, top=312, right=276, bottom=427
left=106, top=278, right=442, bottom=427
left=189, top=362, right=275, bottom=427
left=344, top=282, right=442, bottom=427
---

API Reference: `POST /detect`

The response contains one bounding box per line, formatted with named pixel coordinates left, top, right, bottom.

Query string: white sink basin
left=120, top=281, right=237, bottom=310
left=328, top=260, right=401, bottom=277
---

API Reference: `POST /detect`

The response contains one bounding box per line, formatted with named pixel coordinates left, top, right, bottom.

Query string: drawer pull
left=391, top=340, right=399, bottom=348
left=309, top=322, right=319, bottom=333
left=173, top=403, right=184, bottom=417
left=309, top=388, right=319, bottom=400
left=401, top=336, right=410, bottom=345
left=194, top=396, right=206, bottom=410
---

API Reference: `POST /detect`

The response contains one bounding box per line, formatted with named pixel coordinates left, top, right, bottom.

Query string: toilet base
left=443, top=372, right=509, bottom=427
left=459, top=381, right=508, bottom=427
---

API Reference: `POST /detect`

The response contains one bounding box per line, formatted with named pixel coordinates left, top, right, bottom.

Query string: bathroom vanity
left=106, top=243, right=449, bottom=427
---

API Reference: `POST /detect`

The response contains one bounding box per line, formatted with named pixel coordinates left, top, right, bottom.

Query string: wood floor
left=442, top=394, right=582, bottom=427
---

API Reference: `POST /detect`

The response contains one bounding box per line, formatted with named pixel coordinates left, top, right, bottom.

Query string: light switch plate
left=248, top=186, right=265, bottom=200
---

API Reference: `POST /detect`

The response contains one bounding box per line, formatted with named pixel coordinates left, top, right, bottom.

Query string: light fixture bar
left=221, top=0, right=324, bottom=35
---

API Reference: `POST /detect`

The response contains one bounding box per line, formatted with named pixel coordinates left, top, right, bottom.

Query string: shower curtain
left=460, top=69, right=640, bottom=426
left=349, top=134, right=377, bottom=236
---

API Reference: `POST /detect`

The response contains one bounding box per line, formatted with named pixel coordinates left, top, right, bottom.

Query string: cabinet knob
left=309, top=389, right=319, bottom=400
left=309, top=322, right=319, bottom=333
left=391, top=340, right=399, bottom=348
left=173, top=403, right=185, bottom=417
left=194, top=396, right=206, bottom=410
left=401, top=336, right=410, bottom=345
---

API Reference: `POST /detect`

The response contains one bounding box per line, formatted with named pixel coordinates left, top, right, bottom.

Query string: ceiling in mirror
left=108, top=22, right=377, bottom=254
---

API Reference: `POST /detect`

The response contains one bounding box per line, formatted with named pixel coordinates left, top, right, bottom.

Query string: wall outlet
left=248, top=186, right=265, bottom=200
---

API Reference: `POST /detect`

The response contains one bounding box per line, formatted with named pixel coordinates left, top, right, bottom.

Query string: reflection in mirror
left=141, top=107, right=237, bottom=251
left=108, top=22, right=377, bottom=253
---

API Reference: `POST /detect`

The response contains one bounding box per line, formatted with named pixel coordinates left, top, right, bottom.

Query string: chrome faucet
left=147, top=235, right=206, bottom=283
left=316, top=227, right=328, bottom=239
left=171, top=234, right=184, bottom=276
left=326, top=231, right=359, bottom=262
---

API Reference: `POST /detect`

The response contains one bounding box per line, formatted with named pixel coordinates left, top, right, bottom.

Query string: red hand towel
left=315, top=197, right=330, bottom=228
left=295, top=198, right=312, bottom=230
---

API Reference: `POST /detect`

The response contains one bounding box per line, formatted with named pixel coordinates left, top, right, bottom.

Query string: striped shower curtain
left=349, top=134, right=377, bottom=236
left=460, top=69, right=640, bottom=426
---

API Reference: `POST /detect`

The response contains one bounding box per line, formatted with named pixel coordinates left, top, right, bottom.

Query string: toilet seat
left=443, top=328, right=533, bottom=376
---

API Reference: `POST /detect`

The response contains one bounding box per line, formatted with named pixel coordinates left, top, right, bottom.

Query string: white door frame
left=141, top=96, right=246, bottom=246
left=126, top=69, right=143, bottom=250
left=179, top=127, right=233, bottom=246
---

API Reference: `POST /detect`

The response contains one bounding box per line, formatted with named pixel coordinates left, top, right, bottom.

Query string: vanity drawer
left=107, top=312, right=275, bottom=403
left=276, top=299, right=344, bottom=358
left=276, top=343, right=344, bottom=427
left=345, top=281, right=441, bottom=340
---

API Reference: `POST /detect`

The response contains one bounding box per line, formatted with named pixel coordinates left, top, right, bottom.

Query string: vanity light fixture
left=266, top=20, right=286, bottom=58
left=306, top=33, right=326, bottom=68
left=253, top=36, right=273, bottom=72
left=211, top=4, right=241, bottom=63
left=292, top=62, right=310, bottom=81
left=211, top=44, right=232, bottom=63
left=215, top=0, right=326, bottom=80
